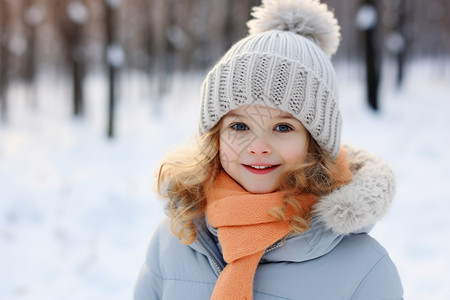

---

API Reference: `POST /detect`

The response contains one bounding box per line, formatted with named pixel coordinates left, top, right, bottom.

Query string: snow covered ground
left=1, top=61, right=449, bottom=300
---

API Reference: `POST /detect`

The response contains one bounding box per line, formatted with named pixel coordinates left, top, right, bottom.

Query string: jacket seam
left=349, top=255, right=388, bottom=299
left=254, top=290, right=291, bottom=300
left=152, top=270, right=292, bottom=298
left=160, top=277, right=216, bottom=286
left=149, top=270, right=163, bottom=280
left=150, top=270, right=216, bottom=286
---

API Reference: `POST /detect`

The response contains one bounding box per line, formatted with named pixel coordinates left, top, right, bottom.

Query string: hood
left=192, top=145, right=396, bottom=266
left=313, top=145, right=396, bottom=235
left=262, top=145, right=396, bottom=263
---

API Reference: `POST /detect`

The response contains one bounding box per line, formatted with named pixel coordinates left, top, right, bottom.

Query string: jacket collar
left=263, top=145, right=395, bottom=263
left=261, top=217, right=344, bottom=263
left=313, top=145, right=396, bottom=235
left=191, top=145, right=396, bottom=265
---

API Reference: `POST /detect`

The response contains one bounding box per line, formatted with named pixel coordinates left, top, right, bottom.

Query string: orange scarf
left=205, top=148, right=352, bottom=300
left=206, top=171, right=313, bottom=300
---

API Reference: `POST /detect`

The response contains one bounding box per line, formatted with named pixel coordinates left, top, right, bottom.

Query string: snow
left=355, top=4, right=378, bottom=30
left=167, top=26, right=190, bottom=50
left=66, top=1, right=89, bottom=25
left=107, top=43, right=125, bottom=68
left=24, top=5, right=46, bottom=27
left=8, top=35, right=27, bottom=56
left=106, top=0, right=122, bottom=10
left=386, top=32, right=406, bottom=54
left=1, top=62, right=450, bottom=299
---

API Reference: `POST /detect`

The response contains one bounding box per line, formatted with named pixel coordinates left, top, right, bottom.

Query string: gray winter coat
left=134, top=146, right=404, bottom=299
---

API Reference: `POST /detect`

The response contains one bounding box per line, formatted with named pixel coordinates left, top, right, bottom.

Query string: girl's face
left=219, top=104, right=308, bottom=194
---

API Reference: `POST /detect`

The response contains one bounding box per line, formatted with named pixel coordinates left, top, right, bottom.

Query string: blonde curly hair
left=157, top=119, right=350, bottom=245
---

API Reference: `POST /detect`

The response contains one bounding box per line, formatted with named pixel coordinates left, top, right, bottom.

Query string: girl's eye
left=231, top=123, right=249, bottom=131
left=274, top=124, right=293, bottom=132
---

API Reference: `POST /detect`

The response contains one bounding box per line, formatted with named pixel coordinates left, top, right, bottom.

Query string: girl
left=135, top=0, right=403, bottom=299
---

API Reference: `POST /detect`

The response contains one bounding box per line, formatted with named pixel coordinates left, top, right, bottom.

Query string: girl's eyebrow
left=269, top=112, right=298, bottom=120
left=277, top=113, right=297, bottom=120
left=223, top=111, right=247, bottom=120
left=225, top=111, right=243, bottom=117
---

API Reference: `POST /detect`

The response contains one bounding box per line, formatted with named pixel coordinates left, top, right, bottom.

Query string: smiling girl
left=134, top=0, right=403, bottom=299
left=220, top=104, right=310, bottom=194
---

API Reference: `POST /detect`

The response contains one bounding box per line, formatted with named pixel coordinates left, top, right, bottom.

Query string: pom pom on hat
left=247, top=0, right=340, bottom=57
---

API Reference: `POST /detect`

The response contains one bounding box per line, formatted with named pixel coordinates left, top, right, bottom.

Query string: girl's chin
left=243, top=185, right=278, bottom=194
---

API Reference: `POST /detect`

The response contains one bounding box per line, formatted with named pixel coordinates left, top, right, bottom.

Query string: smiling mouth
left=249, top=165, right=275, bottom=169
left=243, top=164, right=281, bottom=174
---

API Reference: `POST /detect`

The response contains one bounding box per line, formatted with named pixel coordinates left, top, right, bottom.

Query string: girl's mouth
left=242, top=164, right=280, bottom=174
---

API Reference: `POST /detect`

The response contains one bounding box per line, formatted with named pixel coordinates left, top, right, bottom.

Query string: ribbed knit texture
left=200, top=30, right=341, bottom=158
left=199, top=0, right=343, bottom=158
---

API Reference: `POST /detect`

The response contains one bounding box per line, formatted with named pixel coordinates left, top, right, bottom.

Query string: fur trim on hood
left=313, top=145, right=396, bottom=235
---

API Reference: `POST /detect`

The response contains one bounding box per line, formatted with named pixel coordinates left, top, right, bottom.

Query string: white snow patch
left=1, top=63, right=449, bottom=300
left=67, top=1, right=89, bottom=25
left=355, top=4, right=378, bottom=30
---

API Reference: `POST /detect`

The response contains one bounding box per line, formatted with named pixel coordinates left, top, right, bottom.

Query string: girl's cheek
left=219, top=143, right=238, bottom=168
left=283, top=144, right=307, bottom=163
left=221, top=132, right=254, bottom=155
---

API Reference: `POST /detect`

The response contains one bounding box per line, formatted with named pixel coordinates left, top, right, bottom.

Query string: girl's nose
left=247, top=136, right=272, bottom=155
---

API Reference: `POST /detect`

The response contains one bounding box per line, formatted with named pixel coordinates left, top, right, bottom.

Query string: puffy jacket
left=134, top=146, right=404, bottom=299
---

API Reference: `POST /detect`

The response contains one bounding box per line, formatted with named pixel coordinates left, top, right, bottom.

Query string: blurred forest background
left=1, top=1, right=450, bottom=299
left=0, top=0, right=449, bottom=134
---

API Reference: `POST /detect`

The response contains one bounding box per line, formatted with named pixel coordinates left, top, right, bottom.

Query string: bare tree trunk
left=229, top=0, right=255, bottom=43
left=209, top=0, right=227, bottom=62
left=73, top=58, right=83, bottom=115
left=54, top=0, right=88, bottom=117
left=0, top=0, right=9, bottom=122
left=23, top=0, right=42, bottom=106
left=365, top=28, right=380, bottom=111
left=72, top=37, right=84, bottom=116
left=176, top=0, right=195, bottom=71
left=105, top=0, right=121, bottom=138
left=152, top=0, right=169, bottom=96
left=25, top=22, right=37, bottom=105
left=395, top=0, right=409, bottom=88
left=358, top=0, right=381, bottom=111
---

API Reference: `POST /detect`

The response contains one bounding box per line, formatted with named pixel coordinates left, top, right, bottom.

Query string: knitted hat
left=199, top=0, right=342, bottom=158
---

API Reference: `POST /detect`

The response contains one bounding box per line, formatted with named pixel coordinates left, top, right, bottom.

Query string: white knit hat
left=199, top=0, right=342, bottom=158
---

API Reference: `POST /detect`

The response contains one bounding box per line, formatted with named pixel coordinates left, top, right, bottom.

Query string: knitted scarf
left=205, top=148, right=352, bottom=300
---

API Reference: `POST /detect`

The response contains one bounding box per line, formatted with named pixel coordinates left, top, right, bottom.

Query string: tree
left=54, top=0, right=89, bottom=116
left=208, top=0, right=228, bottom=62
left=0, top=0, right=10, bottom=122
left=393, top=0, right=409, bottom=88
left=104, top=0, right=124, bottom=138
left=23, top=0, right=45, bottom=105
left=356, top=0, right=382, bottom=111
left=150, top=0, right=169, bottom=97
